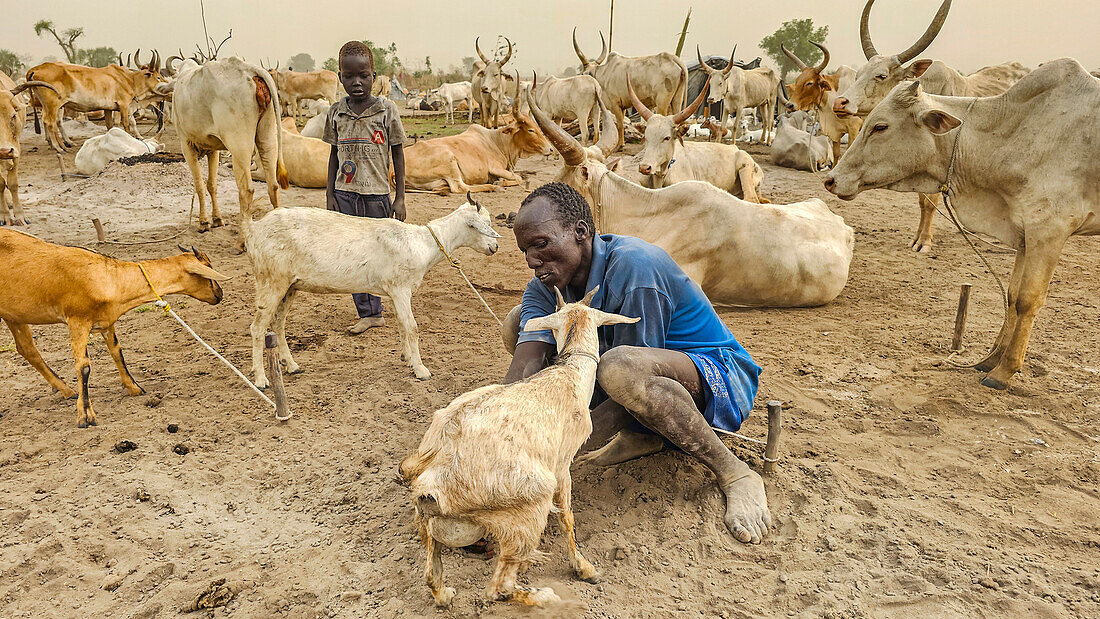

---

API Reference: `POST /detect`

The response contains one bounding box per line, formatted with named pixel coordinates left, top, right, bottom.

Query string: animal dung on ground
left=114, top=440, right=137, bottom=454
left=119, top=152, right=186, bottom=165
left=173, top=444, right=190, bottom=456
left=167, top=423, right=179, bottom=433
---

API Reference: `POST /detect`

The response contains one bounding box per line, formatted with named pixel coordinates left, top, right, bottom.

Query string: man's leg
left=592, top=346, right=771, bottom=544
left=340, top=193, right=387, bottom=334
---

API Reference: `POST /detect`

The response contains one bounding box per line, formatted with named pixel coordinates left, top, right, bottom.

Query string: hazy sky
left=6, top=1, right=1099, bottom=76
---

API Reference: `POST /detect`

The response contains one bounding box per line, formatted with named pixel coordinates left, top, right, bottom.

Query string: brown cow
left=1, top=71, right=60, bottom=225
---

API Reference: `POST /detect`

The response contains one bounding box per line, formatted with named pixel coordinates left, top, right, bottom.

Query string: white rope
left=154, top=300, right=278, bottom=411
left=712, top=426, right=767, bottom=445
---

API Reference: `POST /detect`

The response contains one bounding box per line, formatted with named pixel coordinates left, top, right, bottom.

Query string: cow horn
left=500, top=37, right=513, bottom=66
left=594, top=106, right=618, bottom=158
left=134, top=48, right=143, bottom=68
left=859, top=0, right=879, bottom=59
left=117, top=52, right=124, bottom=66
left=126, top=53, right=133, bottom=68
left=781, top=44, right=808, bottom=70
left=722, top=45, right=738, bottom=77
left=626, top=73, right=653, bottom=121
left=595, top=31, right=608, bottom=65
left=811, top=41, right=830, bottom=73
left=275, top=60, right=280, bottom=70
left=475, top=37, right=490, bottom=64
left=9, top=81, right=61, bottom=98
left=571, top=28, right=589, bottom=65
left=527, top=85, right=585, bottom=166
left=672, top=72, right=708, bottom=124
left=696, top=45, right=713, bottom=74
left=153, top=49, right=161, bottom=72
left=150, top=103, right=165, bottom=137
left=166, top=55, right=182, bottom=73
left=897, top=0, right=952, bottom=64
left=511, top=69, right=520, bottom=116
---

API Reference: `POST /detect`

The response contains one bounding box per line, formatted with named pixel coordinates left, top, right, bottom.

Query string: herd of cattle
left=1, top=0, right=1099, bottom=606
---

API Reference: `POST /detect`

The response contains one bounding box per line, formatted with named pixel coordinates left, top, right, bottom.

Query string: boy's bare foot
left=721, top=471, right=770, bottom=544
left=348, top=316, right=385, bottom=334
left=577, top=430, right=663, bottom=466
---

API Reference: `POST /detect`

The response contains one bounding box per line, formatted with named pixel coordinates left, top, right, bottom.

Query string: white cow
left=770, top=116, right=832, bottom=173
left=74, top=127, right=162, bottom=175
left=528, top=74, right=603, bottom=146
left=825, top=60, right=1100, bottom=389
left=300, top=112, right=327, bottom=139
left=697, top=47, right=780, bottom=145
left=429, top=81, right=474, bottom=124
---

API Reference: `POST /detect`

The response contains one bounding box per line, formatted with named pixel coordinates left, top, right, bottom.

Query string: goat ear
left=592, top=310, right=640, bottom=327
left=920, top=109, right=961, bottom=135
left=522, top=313, right=562, bottom=334
left=185, top=260, right=230, bottom=281
left=470, top=216, right=502, bottom=239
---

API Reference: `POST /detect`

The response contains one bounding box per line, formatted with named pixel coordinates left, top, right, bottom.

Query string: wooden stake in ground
left=764, top=400, right=782, bottom=474
left=263, top=332, right=292, bottom=421
left=952, top=283, right=973, bottom=351
left=92, top=218, right=105, bottom=242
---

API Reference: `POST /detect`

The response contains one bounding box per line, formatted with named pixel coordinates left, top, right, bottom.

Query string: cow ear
left=920, top=109, right=961, bottom=135
left=503, top=74, right=514, bottom=82
left=906, top=59, right=934, bottom=79
left=633, top=123, right=646, bottom=133
left=502, top=125, right=518, bottom=135
left=606, top=157, right=622, bottom=172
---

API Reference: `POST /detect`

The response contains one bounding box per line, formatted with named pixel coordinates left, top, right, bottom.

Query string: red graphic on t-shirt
left=372, top=130, right=386, bottom=145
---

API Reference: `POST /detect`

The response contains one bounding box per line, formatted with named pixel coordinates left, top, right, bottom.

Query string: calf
left=0, top=230, right=226, bottom=427
left=400, top=288, right=637, bottom=607
left=244, top=197, right=501, bottom=385
left=74, top=127, right=162, bottom=175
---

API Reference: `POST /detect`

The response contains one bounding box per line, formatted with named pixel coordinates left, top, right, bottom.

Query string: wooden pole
left=608, top=0, right=615, bottom=51
left=764, top=400, right=782, bottom=474
left=92, top=218, right=106, bottom=242
left=263, top=332, right=292, bottom=421
left=952, top=283, right=972, bottom=351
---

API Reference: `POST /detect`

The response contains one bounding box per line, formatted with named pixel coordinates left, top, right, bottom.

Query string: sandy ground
left=1, top=119, right=1098, bottom=619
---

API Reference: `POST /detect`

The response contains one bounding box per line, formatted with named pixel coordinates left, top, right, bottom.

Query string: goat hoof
left=128, top=386, right=146, bottom=396
left=414, top=368, right=432, bottom=381
left=980, top=375, right=1008, bottom=390
left=285, top=364, right=301, bottom=375
left=433, top=587, right=456, bottom=608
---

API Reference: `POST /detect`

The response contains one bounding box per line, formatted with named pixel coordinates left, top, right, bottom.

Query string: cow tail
left=254, top=70, right=290, bottom=195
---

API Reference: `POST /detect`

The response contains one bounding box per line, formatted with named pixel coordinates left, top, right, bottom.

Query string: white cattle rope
left=427, top=224, right=504, bottom=327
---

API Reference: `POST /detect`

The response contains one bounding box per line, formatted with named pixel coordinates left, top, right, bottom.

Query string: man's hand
left=392, top=195, right=407, bottom=221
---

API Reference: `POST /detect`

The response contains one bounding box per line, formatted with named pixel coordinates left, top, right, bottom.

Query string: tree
left=322, top=57, right=338, bottom=72
left=287, top=52, right=315, bottom=72
left=76, top=46, right=117, bottom=68
left=759, top=19, right=829, bottom=81
left=0, top=49, right=30, bottom=76
left=34, top=19, right=83, bottom=63
left=460, top=56, right=477, bottom=74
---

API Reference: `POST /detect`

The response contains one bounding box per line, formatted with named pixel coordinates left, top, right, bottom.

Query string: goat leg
left=102, top=325, right=144, bottom=396
left=6, top=321, right=75, bottom=398
left=68, top=321, right=96, bottom=427
left=554, top=477, right=600, bottom=583
left=420, top=518, right=455, bottom=607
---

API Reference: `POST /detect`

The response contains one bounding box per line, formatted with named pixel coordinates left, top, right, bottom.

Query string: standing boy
left=323, top=41, right=407, bottom=334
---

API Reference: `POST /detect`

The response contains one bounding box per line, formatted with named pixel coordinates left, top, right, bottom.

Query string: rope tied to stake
left=427, top=224, right=504, bottom=328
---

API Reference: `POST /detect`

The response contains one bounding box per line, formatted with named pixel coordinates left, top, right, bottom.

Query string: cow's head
left=783, top=41, right=834, bottom=111
left=825, top=80, right=960, bottom=200
left=130, top=49, right=165, bottom=95
left=572, top=28, right=608, bottom=75
left=630, top=72, right=708, bottom=178
left=473, top=37, right=512, bottom=104
left=502, top=73, right=551, bottom=157
left=0, top=82, right=59, bottom=160
left=527, top=84, right=618, bottom=206
left=697, top=45, right=737, bottom=105
left=835, top=0, right=950, bottom=117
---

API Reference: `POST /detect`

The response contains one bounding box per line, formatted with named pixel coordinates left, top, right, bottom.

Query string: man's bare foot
left=348, top=316, right=385, bottom=334
left=577, top=430, right=663, bottom=466
left=721, top=471, right=770, bottom=544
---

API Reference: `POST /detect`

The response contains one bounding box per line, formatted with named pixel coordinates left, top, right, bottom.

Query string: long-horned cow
left=471, top=37, right=513, bottom=129
left=527, top=73, right=604, bottom=146
left=697, top=46, right=781, bottom=145
left=834, top=0, right=1030, bottom=252
left=166, top=57, right=288, bottom=234
left=825, top=60, right=1099, bottom=390
left=782, top=42, right=862, bottom=162
left=25, top=50, right=165, bottom=151
left=0, top=71, right=61, bottom=225
left=267, top=67, right=339, bottom=123
left=628, top=76, right=764, bottom=203
left=573, top=28, right=688, bottom=151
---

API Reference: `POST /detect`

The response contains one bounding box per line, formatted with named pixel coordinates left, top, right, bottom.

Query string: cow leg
left=228, top=144, right=257, bottom=246
left=420, top=518, right=455, bottom=607
left=101, top=324, right=144, bottom=396
left=467, top=98, right=473, bottom=123
left=976, top=248, right=1028, bottom=372
left=390, top=288, right=430, bottom=380
left=206, top=152, right=224, bottom=228
left=730, top=107, right=742, bottom=143
left=6, top=162, right=26, bottom=225
left=736, top=156, right=761, bottom=204
left=982, top=230, right=1068, bottom=389
left=912, top=193, right=938, bottom=252
left=0, top=164, right=13, bottom=225
left=42, top=102, right=67, bottom=152
left=489, top=167, right=522, bottom=188
left=67, top=320, right=96, bottom=427
left=589, top=104, right=600, bottom=147
left=554, top=475, right=599, bottom=583
left=181, top=143, right=211, bottom=231
left=444, top=160, right=496, bottom=194
left=762, top=103, right=774, bottom=145
left=117, top=101, right=139, bottom=138
left=272, top=289, right=300, bottom=374
left=6, top=321, right=75, bottom=398
left=577, top=111, right=591, bottom=146
left=831, top=139, right=842, bottom=166
left=250, top=284, right=285, bottom=390
left=612, top=106, right=626, bottom=152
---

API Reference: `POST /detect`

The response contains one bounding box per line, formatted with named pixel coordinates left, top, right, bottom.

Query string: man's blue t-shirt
left=517, top=234, right=761, bottom=431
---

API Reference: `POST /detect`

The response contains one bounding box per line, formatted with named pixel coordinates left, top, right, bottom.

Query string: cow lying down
left=251, top=118, right=327, bottom=188
left=74, top=127, right=162, bottom=175
left=401, top=287, right=637, bottom=608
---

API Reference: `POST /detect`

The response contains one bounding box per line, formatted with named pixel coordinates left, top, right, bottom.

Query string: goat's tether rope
left=427, top=224, right=503, bottom=327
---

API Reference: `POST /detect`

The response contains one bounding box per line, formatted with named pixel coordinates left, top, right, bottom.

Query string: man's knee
left=501, top=304, right=522, bottom=356
left=596, top=346, right=649, bottom=401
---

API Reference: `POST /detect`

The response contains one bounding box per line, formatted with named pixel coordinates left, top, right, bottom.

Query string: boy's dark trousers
left=332, top=190, right=393, bottom=318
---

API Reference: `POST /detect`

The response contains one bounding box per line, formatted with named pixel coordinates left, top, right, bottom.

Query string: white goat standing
left=400, top=287, right=638, bottom=608
left=244, top=195, right=501, bottom=385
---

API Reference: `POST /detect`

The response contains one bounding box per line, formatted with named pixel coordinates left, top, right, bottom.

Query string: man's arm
left=390, top=144, right=406, bottom=221
left=503, top=341, right=555, bottom=384
left=325, top=145, right=338, bottom=210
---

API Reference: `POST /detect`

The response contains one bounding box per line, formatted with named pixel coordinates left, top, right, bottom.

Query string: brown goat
left=0, top=230, right=227, bottom=427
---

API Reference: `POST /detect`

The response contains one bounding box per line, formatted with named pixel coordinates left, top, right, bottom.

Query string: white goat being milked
left=400, top=288, right=638, bottom=608
left=244, top=195, right=501, bottom=385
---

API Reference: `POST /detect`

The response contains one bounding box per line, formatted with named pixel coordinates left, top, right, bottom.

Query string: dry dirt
left=1, top=120, right=1098, bottom=619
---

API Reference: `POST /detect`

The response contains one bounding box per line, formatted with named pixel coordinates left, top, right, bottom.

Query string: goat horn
left=572, top=27, right=589, bottom=65
left=781, top=44, right=809, bottom=70
left=897, top=0, right=952, bottom=64
left=475, top=37, right=489, bottom=64
left=672, top=69, right=708, bottom=124
left=859, top=0, right=879, bottom=59
left=626, top=73, right=652, bottom=121
left=526, top=84, right=585, bottom=166
left=466, top=190, right=478, bottom=207
left=553, top=287, right=566, bottom=310
left=581, top=285, right=599, bottom=307
left=177, top=243, right=189, bottom=253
